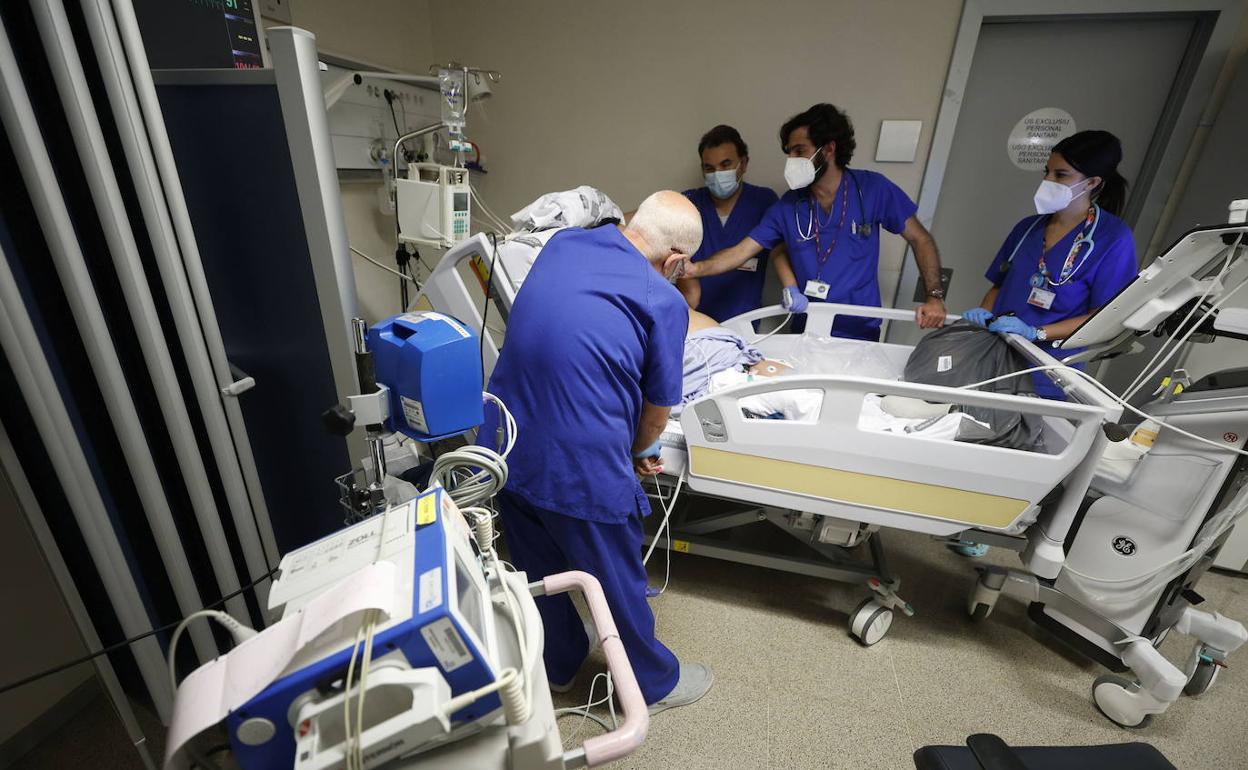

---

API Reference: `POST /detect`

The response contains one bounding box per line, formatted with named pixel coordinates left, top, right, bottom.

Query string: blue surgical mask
left=705, top=168, right=741, bottom=199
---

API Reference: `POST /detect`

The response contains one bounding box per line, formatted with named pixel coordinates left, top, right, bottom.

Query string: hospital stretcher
left=420, top=223, right=1248, bottom=727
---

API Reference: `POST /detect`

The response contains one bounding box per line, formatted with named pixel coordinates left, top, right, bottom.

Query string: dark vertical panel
left=156, top=82, right=351, bottom=551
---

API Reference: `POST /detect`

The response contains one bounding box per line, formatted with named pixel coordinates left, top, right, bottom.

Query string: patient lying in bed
left=677, top=310, right=992, bottom=438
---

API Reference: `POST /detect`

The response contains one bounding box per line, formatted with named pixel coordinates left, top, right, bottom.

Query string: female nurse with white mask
left=675, top=125, right=779, bottom=321
left=961, top=130, right=1137, bottom=400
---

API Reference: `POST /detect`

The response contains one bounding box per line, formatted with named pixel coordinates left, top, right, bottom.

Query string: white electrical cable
left=555, top=671, right=616, bottom=748
left=643, top=471, right=684, bottom=566
left=167, top=610, right=256, bottom=689
left=961, top=362, right=1248, bottom=458
left=467, top=186, right=512, bottom=234
left=350, top=245, right=419, bottom=284
left=342, top=622, right=366, bottom=770
left=469, top=185, right=515, bottom=235
left=1122, top=237, right=1244, bottom=400
left=354, top=609, right=380, bottom=768
left=430, top=393, right=515, bottom=507
left=751, top=313, right=793, bottom=345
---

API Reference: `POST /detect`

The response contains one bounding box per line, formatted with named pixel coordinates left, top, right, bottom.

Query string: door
left=891, top=15, right=1203, bottom=346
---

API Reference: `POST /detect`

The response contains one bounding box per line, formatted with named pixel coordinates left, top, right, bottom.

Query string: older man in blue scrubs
left=676, top=125, right=779, bottom=321
left=480, top=191, right=713, bottom=714
left=671, top=104, right=948, bottom=339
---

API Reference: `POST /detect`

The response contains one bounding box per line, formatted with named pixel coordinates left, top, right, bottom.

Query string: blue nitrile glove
left=633, top=439, right=662, bottom=459
left=781, top=285, right=809, bottom=313
left=962, top=307, right=993, bottom=327
left=988, top=315, right=1037, bottom=340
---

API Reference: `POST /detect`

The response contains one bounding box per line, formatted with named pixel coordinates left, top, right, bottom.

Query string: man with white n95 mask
left=668, top=103, right=948, bottom=339
left=478, top=191, right=714, bottom=714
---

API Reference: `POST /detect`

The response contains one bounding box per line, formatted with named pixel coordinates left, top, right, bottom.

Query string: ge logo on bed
left=1111, top=536, right=1137, bottom=556
left=1224, top=432, right=1239, bottom=444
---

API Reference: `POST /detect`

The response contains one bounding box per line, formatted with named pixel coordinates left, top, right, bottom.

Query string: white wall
left=1167, top=53, right=1248, bottom=382
left=425, top=0, right=964, bottom=304
left=274, top=0, right=438, bottom=322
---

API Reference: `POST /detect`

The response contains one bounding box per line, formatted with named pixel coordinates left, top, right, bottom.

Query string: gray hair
left=626, top=190, right=703, bottom=260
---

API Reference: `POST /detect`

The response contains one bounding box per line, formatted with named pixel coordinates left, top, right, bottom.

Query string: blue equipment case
left=369, top=313, right=484, bottom=442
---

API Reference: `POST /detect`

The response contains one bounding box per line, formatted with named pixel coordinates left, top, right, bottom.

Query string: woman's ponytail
left=1053, top=130, right=1129, bottom=216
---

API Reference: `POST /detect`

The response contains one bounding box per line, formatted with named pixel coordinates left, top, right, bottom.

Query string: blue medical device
left=369, top=312, right=484, bottom=441
left=226, top=487, right=499, bottom=768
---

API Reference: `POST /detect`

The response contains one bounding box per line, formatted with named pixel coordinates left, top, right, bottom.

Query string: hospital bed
left=419, top=221, right=1248, bottom=727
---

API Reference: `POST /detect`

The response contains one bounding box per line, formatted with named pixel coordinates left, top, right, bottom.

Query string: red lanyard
left=1038, top=206, right=1097, bottom=285
left=812, top=175, right=849, bottom=280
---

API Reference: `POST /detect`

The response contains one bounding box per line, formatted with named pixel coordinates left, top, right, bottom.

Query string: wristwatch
left=1035, top=326, right=1049, bottom=342
left=927, top=287, right=946, bottom=300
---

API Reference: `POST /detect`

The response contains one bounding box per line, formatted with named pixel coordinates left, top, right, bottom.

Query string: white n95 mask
left=1033, top=179, right=1090, bottom=215
left=705, top=169, right=740, bottom=199
left=784, top=150, right=821, bottom=190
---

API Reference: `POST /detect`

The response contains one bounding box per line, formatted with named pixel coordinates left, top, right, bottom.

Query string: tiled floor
left=18, top=529, right=1248, bottom=769
left=552, top=529, right=1248, bottom=770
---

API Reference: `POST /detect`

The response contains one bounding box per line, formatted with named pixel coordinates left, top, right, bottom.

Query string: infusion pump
left=397, top=163, right=471, bottom=248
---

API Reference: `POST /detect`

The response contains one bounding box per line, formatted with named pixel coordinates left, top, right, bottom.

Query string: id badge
left=804, top=280, right=830, bottom=300
left=737, top=257, right=759, bottom=272
left=1027, top=287, right=1056, bottom=310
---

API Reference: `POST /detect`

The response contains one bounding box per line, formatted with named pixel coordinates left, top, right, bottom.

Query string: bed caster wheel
left=969, top=603, right=992, bottom=622
left=850, top=598, right=893, bottom=647
left=1184, top=659, right=1220, bottom=697
left=1092, top=675, right=1154, bottom=729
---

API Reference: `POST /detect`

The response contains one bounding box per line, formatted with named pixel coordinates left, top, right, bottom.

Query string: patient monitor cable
left=961, top=363, right=1248, bottom=460
left=0, top=566, right=279, bottom=697
left=1120, top=235, right=1245, bottom=402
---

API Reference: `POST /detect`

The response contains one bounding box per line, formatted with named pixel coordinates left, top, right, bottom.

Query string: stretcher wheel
left=1184, top=659, right=1219, bottom=697
left=1092, top=674, right=1154, bottom=729
left=969, top=603, right=991, bottom=622
left=849, top=598, right=893, bottom=647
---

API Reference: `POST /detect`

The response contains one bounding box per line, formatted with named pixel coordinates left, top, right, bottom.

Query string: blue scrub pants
left=495, top=489, right=680, bottom=704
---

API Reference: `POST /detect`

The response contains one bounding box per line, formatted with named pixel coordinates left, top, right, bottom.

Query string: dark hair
left=779, top=104, right=856, bottom=168
left=697, top=124, right=748, bottom=159
left=1052, top=130, right=1129, bottom=216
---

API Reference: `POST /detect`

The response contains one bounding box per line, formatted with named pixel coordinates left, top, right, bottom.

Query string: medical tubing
left=1126, top=257, right=1248, bottom=401
left=961, top=363, right=1248, bottom=459
left=643, top=472, right=685, bottom=566
left=1122, top=237, right=1244, bottom=400
left=167, top=610, right=256, bottom=689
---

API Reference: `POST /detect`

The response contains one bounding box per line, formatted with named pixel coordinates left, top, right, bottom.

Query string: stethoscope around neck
left=795, top=168, right=871, bottom=242
left=1003, top=204, right=1101, bottom=287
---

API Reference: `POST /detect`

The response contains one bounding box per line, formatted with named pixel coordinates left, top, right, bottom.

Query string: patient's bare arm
left=687, top=308, right=720, bottom=335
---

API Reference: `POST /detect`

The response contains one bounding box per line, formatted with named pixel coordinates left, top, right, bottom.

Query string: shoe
left=648, top=663, right=713, bottom=715
left=949, top=540, right=989, bottom=558
left=548, top=619, right=601, bottom=694
left=549, top=676, right=576, bottom=694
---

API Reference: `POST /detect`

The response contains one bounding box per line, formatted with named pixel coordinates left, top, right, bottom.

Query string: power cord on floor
left=0, top=566, right=279, bottom=697
left=554, top=671, right=617, bottom=747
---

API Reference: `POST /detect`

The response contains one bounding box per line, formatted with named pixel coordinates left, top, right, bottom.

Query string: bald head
left=624, top=190, right=703, bottom=266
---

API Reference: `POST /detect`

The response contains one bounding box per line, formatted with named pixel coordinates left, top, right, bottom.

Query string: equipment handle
left=542, top=570, right=648, bottom=767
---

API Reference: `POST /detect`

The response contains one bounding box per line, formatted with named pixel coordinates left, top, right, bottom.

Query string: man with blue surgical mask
left=675, top=125, right=779, bottom=321
left=669, top=104, right=948, bottom=339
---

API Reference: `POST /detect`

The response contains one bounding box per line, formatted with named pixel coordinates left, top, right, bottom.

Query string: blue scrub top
left=750, top=169, right=917, bottom=340
left=480, top=225, right=688, bottom=524
left=683, top=183, right=779, bottom=322
left=986, top=208, right=1137, bottom=398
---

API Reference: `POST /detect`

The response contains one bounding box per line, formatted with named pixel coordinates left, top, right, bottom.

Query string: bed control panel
left=694, top=401, right=728, bottom=442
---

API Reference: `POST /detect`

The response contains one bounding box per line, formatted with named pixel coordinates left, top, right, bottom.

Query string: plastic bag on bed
left=903, top=322, right=1044, bottom=450
left=510, top=186, right=624, bottom=230
left=787, top=334, right=902, bottom=380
